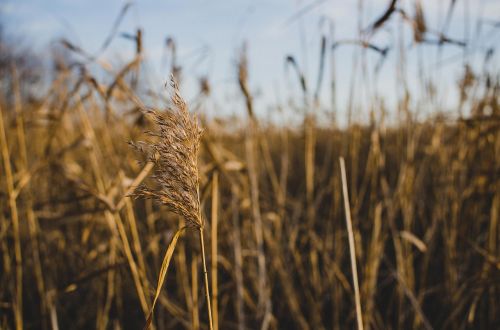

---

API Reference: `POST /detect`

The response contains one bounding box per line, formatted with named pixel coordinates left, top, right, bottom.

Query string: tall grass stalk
left=134, top=80, right=213, bottom=330
left=340, top=157, right=364, bottom=330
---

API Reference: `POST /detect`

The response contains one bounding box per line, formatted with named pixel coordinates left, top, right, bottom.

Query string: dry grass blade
left=144, top=227, right=186, bottom=330
left=400, top=231, right=427, bottom=253
left=99, top=2, right=133, bottom=53
left=116, top=161, right=155, bottom=211
left=413, top=0, right=427, bottom=43
left=364, top=0, right=398, bottom=34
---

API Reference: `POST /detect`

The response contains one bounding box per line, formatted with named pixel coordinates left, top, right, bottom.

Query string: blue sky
left=2, top=0, right=500, bottom=122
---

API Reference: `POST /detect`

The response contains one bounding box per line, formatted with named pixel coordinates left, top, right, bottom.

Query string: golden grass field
left=0, top=1, right=499, bottom=329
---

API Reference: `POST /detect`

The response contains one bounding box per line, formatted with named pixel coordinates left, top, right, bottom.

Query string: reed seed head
left=134, top=78, right=203, bottom=228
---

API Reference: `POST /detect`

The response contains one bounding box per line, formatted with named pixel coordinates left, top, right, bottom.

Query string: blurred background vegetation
left=0, top=0, right=499, bottom=329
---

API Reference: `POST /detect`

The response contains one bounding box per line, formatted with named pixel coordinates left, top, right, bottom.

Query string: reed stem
left=199, top=228, right=214, bottom=330
left=340, top=157, right=364, bottom=330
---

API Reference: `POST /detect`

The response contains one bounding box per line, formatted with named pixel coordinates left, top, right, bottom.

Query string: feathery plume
left=135, top=78, right=203, bottom=228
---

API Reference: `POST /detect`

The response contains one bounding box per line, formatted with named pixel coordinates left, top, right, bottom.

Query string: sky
left=1, top=0, right=500, bottom=123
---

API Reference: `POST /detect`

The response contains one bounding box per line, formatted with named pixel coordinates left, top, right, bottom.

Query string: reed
left=133, top=79, right=213, bottom=330
left=0, top=2, right=498, bottom=329
left=340, top=157, right=364, bottom=330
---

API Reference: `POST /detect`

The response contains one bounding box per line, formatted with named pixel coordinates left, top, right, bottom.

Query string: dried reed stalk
left=134, top=79, right=213, bottom=330
left=211, top=171, right=219, bottom=330
left=237, top=48, right=270, bottom=322
left=339, top=157, right=364, bottom=330
left=192, top=256, right=200, bottom=330
left=0, top=104, right=23, bottom=330
left=12, top=64, right=48, bottom=326
left=231, top=188, right=246, bottom=330
left=76, top=95, right=150, bottom=317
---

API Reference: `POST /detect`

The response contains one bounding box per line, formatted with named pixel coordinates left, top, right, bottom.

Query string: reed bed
left=0, top=1, right=499, bottom=329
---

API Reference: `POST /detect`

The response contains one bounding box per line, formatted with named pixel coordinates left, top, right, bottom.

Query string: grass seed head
left=135, top=78, right=203, bottom=228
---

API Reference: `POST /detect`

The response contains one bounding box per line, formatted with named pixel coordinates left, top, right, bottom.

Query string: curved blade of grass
left=144, top=226, right=186, bottom=330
